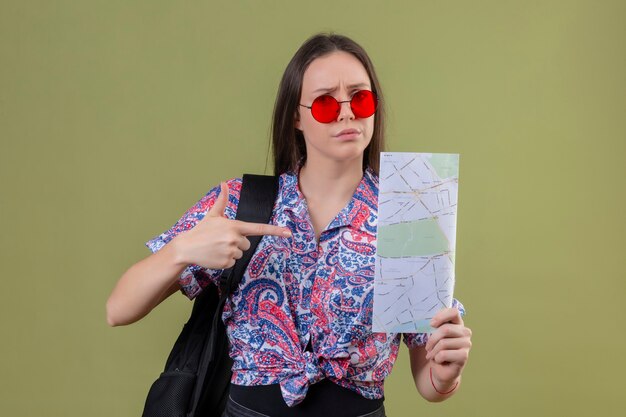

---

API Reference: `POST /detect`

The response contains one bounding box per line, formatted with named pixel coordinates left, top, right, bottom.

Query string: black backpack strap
left=188, top=174, right=279, bottom=416
left=221, top=174, right=281, bottom=295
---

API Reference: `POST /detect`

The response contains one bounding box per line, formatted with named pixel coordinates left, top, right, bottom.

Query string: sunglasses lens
left=311, top=95, right=340, bottom=123
left=350, top=90, right=377, bottom=118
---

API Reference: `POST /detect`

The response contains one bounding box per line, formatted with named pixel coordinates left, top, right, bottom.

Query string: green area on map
left=426, top=153, right=459, bottom=179
left=377, top=219, right=449, bottom=257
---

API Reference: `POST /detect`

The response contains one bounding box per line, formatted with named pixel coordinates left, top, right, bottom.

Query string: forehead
left=301, top=51, right=371, bottom=93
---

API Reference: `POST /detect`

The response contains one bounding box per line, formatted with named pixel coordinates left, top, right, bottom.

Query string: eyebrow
left=311, top=83, right=371, bottom=94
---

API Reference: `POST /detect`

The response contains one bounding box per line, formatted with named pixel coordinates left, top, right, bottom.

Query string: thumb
left=207, top=182, right=229, bottom=218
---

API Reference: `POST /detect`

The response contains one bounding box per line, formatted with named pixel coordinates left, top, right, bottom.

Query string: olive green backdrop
left=1, top=1, right=624, bottom=416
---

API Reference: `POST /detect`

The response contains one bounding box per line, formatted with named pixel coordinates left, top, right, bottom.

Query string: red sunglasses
left=299, top=90, right=378, bottom=123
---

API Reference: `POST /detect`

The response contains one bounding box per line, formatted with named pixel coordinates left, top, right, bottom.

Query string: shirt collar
left=279, top=165, right=378, bottom=235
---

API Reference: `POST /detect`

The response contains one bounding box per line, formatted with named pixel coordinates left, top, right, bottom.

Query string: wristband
left=429, top=367, right=459, bottom=395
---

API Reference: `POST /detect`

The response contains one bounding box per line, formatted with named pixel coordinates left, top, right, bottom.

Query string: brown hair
left=271, top=33, right=385, bottom=176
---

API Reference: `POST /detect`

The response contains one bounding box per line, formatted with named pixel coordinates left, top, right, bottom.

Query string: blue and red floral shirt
left=146, top=166, right=465, bottom=407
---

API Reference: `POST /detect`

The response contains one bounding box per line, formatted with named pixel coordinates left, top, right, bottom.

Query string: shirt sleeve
left=402, top=298, right=466, bottom=349
left=144, top=177, right=242, bottom=299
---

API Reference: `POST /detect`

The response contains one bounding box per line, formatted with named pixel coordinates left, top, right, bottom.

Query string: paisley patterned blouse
left=146, top=166, right=465, bottom=407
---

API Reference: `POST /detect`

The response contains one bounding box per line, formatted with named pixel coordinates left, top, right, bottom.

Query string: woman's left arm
left=408, top=308, right=473, bottom=402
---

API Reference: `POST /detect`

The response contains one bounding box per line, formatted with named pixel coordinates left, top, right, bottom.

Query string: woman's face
left=296, top=51, right=374, bottom=167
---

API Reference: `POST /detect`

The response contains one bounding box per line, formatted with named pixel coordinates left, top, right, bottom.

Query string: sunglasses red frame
left=299, top=90, right=378, bottom=123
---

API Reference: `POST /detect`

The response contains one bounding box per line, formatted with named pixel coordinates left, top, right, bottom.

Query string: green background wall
left=1, top=1, right=624, bottom=416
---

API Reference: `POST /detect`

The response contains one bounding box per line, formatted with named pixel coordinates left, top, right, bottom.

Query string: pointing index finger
left=234, top=220, right=292, bottom=238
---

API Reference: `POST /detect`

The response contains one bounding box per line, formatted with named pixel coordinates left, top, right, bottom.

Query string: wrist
left=167, top=234, right=190, bottom=267
left=429, top=367, right=459, bottom=395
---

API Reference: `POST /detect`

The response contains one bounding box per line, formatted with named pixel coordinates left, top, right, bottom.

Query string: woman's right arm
left=106, top=239, right=187, bottom=327
left=106, top=182, right=291, bottom=327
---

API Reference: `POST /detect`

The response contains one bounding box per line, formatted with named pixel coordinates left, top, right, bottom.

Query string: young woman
left=107, top=33, right=472, bottom=417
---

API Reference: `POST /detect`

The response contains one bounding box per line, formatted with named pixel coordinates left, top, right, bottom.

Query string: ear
left=294, top=111, right=302, bottom=131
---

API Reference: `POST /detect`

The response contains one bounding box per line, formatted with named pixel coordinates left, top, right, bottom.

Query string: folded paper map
left=373, top=152, right=459, bottom=333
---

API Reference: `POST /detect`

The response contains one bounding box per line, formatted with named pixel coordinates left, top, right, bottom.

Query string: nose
left=337, top=99, right=355, bottom=122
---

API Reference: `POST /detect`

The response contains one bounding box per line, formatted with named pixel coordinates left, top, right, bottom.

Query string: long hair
left=271, top=33, right=385, bottom=176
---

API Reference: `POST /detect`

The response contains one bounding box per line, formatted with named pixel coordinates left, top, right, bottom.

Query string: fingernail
left=283, top=230, right=292, bottom=238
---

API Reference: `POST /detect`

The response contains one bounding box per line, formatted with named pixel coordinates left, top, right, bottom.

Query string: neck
left=298, top=156, right=364, bottom=202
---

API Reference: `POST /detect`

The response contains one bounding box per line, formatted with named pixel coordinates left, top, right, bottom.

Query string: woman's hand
left=171, top=182, right=291, bottom=270
left=424, top=307, right=472, bottom=389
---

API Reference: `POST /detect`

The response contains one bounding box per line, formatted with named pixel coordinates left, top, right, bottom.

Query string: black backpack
left=142, top=174, right=279, bottom=417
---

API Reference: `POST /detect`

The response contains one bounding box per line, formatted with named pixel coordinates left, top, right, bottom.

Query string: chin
left=329, top=150, right=367, bottom=164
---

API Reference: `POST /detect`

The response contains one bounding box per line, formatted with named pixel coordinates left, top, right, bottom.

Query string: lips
left=335, top=128, right=360, bottom=137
